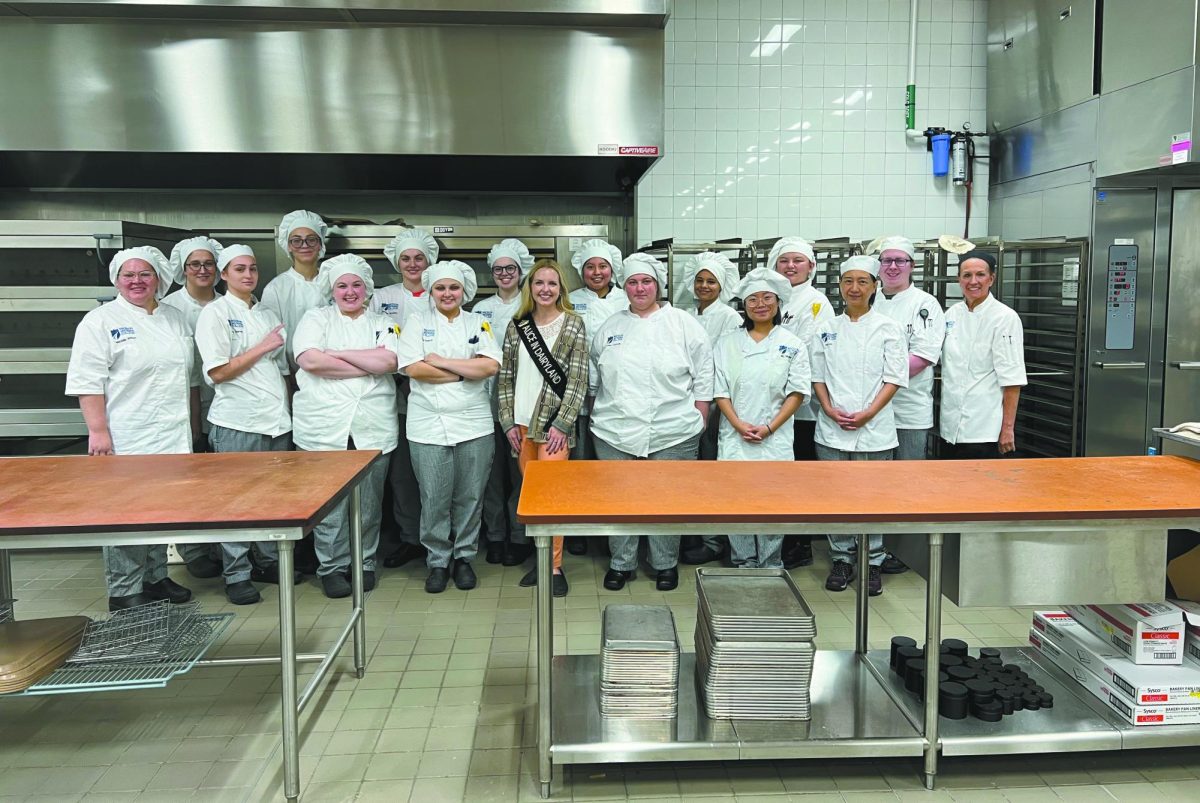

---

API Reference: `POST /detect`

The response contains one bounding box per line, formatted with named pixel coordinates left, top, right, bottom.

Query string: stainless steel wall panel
left=1163, top=188, right=1200, bottom=459
left=1101, top=0, right=1198, bottom=94
left=990, top=99, right=1097, bottom=185
left=1097, top=68, right=1198, bottom=177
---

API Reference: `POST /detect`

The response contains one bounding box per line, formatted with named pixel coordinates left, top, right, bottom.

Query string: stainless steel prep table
left=517, top=456, right=1200, bottom=797
left=0, top=450, right=378, bottom=802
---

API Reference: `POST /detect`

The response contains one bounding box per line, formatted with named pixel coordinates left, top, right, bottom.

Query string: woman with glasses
left=292, top=255, right=400, bottom=599
left=396, top=261, right=502, bottom=594
left=473, top=239, right=535, bottom=567
left=163, top=236, right=225, bottom=579
left=261, top=210, right=329, bottom=372
left=66, top=247, right=200, bottom=611
left=498, top=258, right=588, bottom=597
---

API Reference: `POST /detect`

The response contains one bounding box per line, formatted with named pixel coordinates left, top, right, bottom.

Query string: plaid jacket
left=498, top=312, right=589, bottom=452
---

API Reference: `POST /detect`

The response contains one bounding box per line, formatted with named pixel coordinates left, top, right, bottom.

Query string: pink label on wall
left=619, top=146, right=660, bottom=156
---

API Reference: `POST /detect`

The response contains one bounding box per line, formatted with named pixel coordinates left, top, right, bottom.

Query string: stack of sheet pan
left=600, top=604, right=680, bottom=719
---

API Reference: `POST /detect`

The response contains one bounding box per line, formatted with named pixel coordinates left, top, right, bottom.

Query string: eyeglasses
left=288, top=235, right=321, bottom=248
left=185, top=260, right=217, bottom=271
left=492, top=265, right=519, bottom=276
left=879, top=257, right=913, bottom=266
left=118, top=271, right=155, bottom=282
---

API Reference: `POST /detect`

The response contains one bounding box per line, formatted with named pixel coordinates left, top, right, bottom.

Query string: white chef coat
left=779, top=279, right=835, bottom=421
left=940, top=294, right=1027, bottom=444
left=589, top=304, right=715, bottom=457
left=369, top=282, right=428, bottom=416
left=260, top=268, right=326, bottom=369
left=161, top=287, right=221, bottom=433
left=874, top=284, right=946, bottom=430
left=713, top=326, right=812, bottom=461
left=811, top=308, right=908, bottom=453
left=291, top=306, right=401, bottom=454
left=472, top=292, right=522, bottom=420
left=195, top=293, right=291, bottom=438
left=65, top=294, right=197, bottom=456
left=569, top=286, right=628, bottom=417
left=690, top=300, right=743, bottom=345
left=396, top=307, right=502, bottom=447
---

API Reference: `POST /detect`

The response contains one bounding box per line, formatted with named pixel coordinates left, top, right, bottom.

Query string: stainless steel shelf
left=1153, top=427, right=1200, bottom=449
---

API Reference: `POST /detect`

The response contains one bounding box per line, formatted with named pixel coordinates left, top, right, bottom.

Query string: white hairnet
left=683, top=251, right=738, bottom=304
left=422, top=260, right=479, bottom=304
left=384, top=228, right=439, bottom=269
left=168, top=236, right=224, bottom=284
left=277, top=210, right=328, bottom=259
left=570, top=239, right=624, bottom=285
left=486, top=238, right=535, bottom=276
left=109, top=246, right=175, bottom=300
left=734, top=267, right=793, bottom=305
left=840, top=254, right=881, bottom=279
left=619, top=252, right=667, bottom=288
left=317, top=254, right=375, bottom=300
left=767, top=236, right=816, bottom=271
left=876, top=235, right=916, bottom=259
left=217, top=244, right=255, bottom=273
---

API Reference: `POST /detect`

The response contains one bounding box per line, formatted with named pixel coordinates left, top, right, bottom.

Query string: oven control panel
left=1105, top=244, right=1138, bottom=350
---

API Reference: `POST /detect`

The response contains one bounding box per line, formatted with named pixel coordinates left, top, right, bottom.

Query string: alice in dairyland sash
left=515, top=318, right=567, bottom=399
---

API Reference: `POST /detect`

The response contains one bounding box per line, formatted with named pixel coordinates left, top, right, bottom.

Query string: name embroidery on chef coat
left=109, top=326, right=136, bottom=343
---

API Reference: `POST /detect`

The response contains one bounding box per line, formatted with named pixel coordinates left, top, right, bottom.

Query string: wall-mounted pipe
left=905, top=0, right=925, bottom=141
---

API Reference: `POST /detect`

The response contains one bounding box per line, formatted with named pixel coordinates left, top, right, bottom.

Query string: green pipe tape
left=905, top=84, right=916, bottom=130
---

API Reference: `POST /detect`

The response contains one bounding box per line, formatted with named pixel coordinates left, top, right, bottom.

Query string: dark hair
left=742, top=308, right=782, bottom=330
left=960, top=250, right=997, bottom=275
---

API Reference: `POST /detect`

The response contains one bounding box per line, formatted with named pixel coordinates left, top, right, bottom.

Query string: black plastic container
left=965, top=678, right=995, bottom=705
left=890, top=636, right=917, bottom=671
left=895, top=645, right=924, bottom=676
left=996, top=688, right=1016, bottom=715
left=972, top=700, right=1003, bottom=722
left=939, top=654, right=964, bottom=670
left=1022, top=692, right=1042, bottom=711
left=942, top=638, right=969, bottom=657
left=979, top=647, right=1002, bottom=662
left=904, top=658, right=926, bottom=693
left=939, top=681, right=969, bottom=719
left=947, top=665, right=975, bottom=683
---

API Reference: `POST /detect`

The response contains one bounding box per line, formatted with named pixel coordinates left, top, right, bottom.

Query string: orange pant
left=513, top=425, right=566, bottom=570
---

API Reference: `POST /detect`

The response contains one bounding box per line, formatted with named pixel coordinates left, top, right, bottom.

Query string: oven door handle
left=1092, top=361, right=1147, bottom=369
left=1169, top=361, right=1200, bottom=370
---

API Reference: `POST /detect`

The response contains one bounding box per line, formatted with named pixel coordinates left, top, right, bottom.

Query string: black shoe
left=655, top=568, right=679, bottom=591
left=783, top=541, right=814, bottom=569
left=502, top=543, right=532, bottom=567
left=565, top=537, right=587, bottom=556
left=603, top=569, right=635, bottom=591
left=143, top=577, right=192, bottom=604
left=553, top=571, right=569, bottom=598
left=868, top=565, right=883, bottom=597
left=108, top=592, right=155, bottom=612
left=251, top=565, right=303, bottom=585
left=294, top=537, right=319, bottom=575
left=825, top=560, right=855, bottom=592
left=225, top=581, right=261, bottom=605
left=881, top=553, right=909, bottom=574
left=681, top=546, right=722, bottom=566
left=184, top=555, right=221, bottom=579
left=425, top=567, right=449, bottom=594
left=452, top=559, right=477, bottom=590
left=321, top=573, right=352, bottom=599
left=383, top=543, right=425, bottom=569
left=363, top=570, right=377, bottom=592
left=519, top=567, right=538, bottom=588
left=485, top=541, right=505, bottom=564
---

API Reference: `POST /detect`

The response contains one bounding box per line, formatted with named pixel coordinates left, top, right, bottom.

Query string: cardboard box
left=1028, top=628, right=1200, bottom=726
left=1032, top=611, right=1200, bottom=704
left=1063, top=603, right=1185, bottom=665
left=1169, top=599, right=1200, bottom=667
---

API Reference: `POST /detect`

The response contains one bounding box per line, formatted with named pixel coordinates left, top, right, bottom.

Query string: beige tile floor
left=2, top=545, right=1199, bottom=802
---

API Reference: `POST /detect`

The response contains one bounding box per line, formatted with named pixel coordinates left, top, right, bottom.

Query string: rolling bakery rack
left=518, top=456, right=1200, bottom=797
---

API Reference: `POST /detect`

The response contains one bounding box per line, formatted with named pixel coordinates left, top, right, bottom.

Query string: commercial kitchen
left=3, top=1, right=1200, bottom=801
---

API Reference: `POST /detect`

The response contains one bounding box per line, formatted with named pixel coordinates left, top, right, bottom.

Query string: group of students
left=65, top=210, right=1027, bottom=611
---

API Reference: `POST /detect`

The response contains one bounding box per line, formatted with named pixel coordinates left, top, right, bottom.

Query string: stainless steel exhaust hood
left=0, top=2, right=666, bottom=193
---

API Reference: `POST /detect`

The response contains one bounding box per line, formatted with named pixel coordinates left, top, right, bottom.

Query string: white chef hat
left=570, top=239, right=624, bottom=285
left=317, top=254, right=375, bottom=300
left=422, top=260, right=479, bottom=303
left=384, top=228, right=439, bottom=269
left=109, top=246, right=175, bottom=300
left=619, top=252, right=667, bottom=288
left=486, top=238, right=535, bottom=276
left=876, top=235, right=916, bottom=259
left=683, top=251, right=738, bottom=304
left=767, top=236, right=816, bottom=270
left=840, top=254, right=881, bottom=279
left=217, top=244, right=256, bottom=273
left=277, top=210, right=328, bottom=259
left=168, top=236, right=224, bottom=284
left=734, top=267, right=793, bottom=304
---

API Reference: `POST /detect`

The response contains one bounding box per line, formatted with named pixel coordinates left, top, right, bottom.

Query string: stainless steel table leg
left=855, top=532, right=869, bottom=654
left=0, top=549, right=12, bottom=604
left=923, top=532, right=944, bottom=791
left=533, top=527, right=553, bottom=799
left=349, top=483, right=366, bottom=680
left=277, top=540, right=300, bottom=803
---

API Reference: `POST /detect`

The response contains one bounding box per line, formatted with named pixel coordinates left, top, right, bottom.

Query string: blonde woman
left=497, top=259, right=589, bottom=597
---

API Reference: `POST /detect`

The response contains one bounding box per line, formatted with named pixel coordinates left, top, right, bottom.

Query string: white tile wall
left=636, top=0, right=990, bottom=247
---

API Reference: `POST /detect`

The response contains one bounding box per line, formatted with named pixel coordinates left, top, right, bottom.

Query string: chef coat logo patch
left=945, top=320, right=956, bottom=331
left=381, top=302, right=398, bottom=314
left=479, top=310, right=494, bottom=320
left=422, top=328, right=435, bottom=341
left=777, top=345, right=799, bottom=359
left=109, top=326, right=136, bottom=343
left=819, top=332, right=837, bottom=344
left=575, top=302, right=588, bottom=313
left=227, top=319, right=245, bottom=333
left=606, top=334, right=624, bottom=346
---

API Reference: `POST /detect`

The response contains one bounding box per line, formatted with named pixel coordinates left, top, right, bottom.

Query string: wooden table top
left=517, top=455, right=1200, bottom=525
left=0, top=451, right=379, bottom=536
